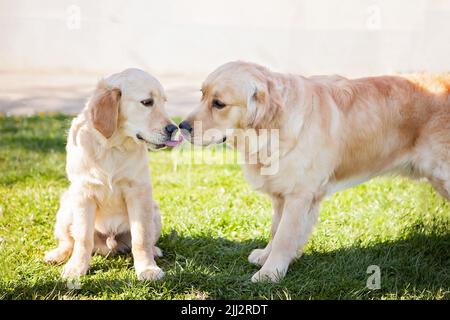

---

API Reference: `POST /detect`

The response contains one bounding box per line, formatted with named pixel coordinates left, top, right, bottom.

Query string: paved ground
left=0, top=71, right=202, bottom=117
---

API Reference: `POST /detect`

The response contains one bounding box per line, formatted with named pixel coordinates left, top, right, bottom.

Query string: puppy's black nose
left=164, top=124, right=178, bottom=136
left=179, top=121, right=192, bottom=133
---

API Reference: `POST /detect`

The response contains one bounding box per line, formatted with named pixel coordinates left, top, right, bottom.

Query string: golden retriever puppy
left=180, top=61, right=450, bottom=282
left=45, top=68, right=181, bottom=281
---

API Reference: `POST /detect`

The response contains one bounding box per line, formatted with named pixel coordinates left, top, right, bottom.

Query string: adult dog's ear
left=89, top=80, right=121, bottom=138
left=246, top=78, right=282, bottom=130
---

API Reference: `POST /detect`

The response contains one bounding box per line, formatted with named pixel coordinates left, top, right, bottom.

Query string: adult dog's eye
left=141, top=98, right=154, bottom=107
left=212, top=99, right=226, bottom=109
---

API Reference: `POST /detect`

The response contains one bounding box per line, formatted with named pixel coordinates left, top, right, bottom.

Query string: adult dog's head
left=89, top=68, right=179, bottom=150
left=179, top=61, right=283, bottom=146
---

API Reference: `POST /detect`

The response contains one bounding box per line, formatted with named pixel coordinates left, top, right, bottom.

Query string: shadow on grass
left=0, top=114, right=70, bottom=153
left=0, top=114, right=183, bottom=154
left=2, top=230, right=449, bottom=299
left=0, top=135, right=67, bottom=153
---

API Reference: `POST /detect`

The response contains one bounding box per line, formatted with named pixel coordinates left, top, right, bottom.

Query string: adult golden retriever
left=45, top=68, right=180, bottom=281
left=180, top=61, right=450, bottom=282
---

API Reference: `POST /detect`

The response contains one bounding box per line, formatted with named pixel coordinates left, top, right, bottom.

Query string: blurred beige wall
left=1, top=0, right=449, bottom=77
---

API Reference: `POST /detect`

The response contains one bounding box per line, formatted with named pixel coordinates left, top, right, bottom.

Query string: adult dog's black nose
left=179, top=121, right=192, bottom=133
left=165, top=124, right=178, bottom=136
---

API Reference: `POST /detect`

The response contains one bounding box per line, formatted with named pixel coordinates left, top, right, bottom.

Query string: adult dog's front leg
left=248, top=195, right=284, bottom=266
left=251, top=193, right=320, bottom=283
left=61, top=193, right=96, bottom=279
left=124, top=184, right=164, bottom=281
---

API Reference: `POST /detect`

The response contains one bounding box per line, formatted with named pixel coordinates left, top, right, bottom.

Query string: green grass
left=0, top=114, right=449, bottom=300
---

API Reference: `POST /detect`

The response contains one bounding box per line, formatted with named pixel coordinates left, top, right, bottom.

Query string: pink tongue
left=164, top=135, right=183, bottom=147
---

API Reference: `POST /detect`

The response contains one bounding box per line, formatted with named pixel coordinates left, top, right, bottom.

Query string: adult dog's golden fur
left=181, top=61, right=450, bottom=282
left=45, top=68, right=176, bottom=281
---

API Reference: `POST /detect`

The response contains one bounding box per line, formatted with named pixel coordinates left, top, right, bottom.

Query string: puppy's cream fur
left=183, top=61, right=450, bottom=282
left=45, top=68, right=175, bottom=281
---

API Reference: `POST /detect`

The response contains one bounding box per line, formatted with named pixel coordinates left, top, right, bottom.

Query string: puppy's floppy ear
left=89, top=80, right=121, bottom=138
left=246, top=78, right=282, bottom=130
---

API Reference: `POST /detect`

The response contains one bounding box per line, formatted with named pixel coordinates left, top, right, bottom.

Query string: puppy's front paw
left=61, top=260, right=89, bottom=279
left=44, top=248, right=70, bottom=265
left=248, top=248, right=269, bottom=266
left=251, top=267, right=286, bottom=283
left=137, top=266, right=164, bottom=281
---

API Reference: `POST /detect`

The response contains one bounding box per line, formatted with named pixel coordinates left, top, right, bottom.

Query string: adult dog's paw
left=137, top=266, right=164, bottom=281
left=248, top=248, right=269, bottom=266
left=251, top=268, right=286, bottom=283
left=61, top=260, right=89, bottom=279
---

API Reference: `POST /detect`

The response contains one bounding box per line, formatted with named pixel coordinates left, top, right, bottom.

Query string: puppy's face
left=180, top=62, right=277, bottom=146
left=90, top=68, right=178, bottom=149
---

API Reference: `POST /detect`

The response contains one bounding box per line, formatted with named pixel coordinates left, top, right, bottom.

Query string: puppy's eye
left=140, top=98, right=154, bottom=107
left=212, top=99, right=226, bottom=109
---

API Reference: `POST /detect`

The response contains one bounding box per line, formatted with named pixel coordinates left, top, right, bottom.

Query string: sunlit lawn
left=0, top=115, right=449, bottom=299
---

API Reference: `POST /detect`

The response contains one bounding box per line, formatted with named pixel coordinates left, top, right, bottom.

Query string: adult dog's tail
left=407, top=72, right=450, bottom=94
